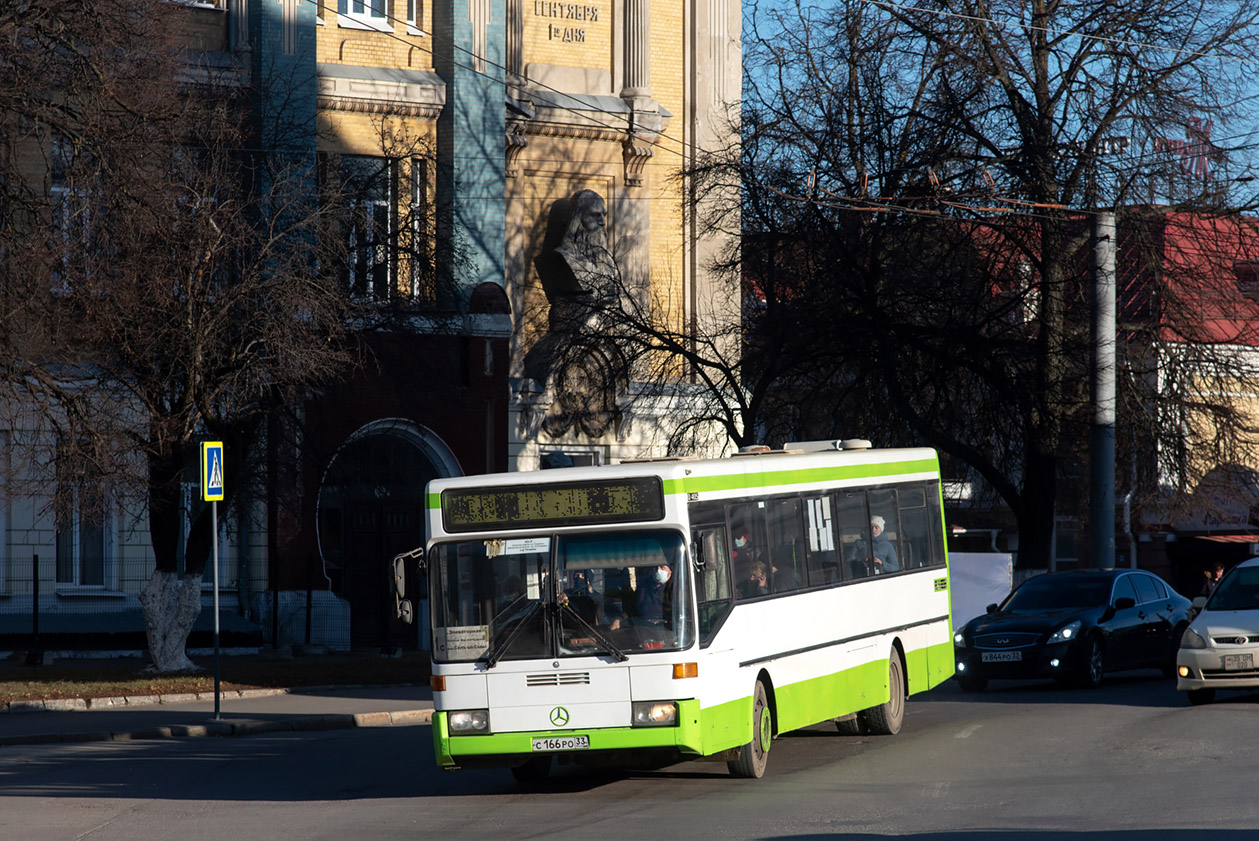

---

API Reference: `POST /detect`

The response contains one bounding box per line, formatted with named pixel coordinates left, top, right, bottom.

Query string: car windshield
left=1002, top=577, right=1111, bottom=612
left=428, top=529, right=693, bottom=663
left=1207, top=566, right=1259, bottom=611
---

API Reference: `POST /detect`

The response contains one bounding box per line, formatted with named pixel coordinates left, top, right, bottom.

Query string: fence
left=0, top=554, right=411, bottom=656
left=0, top=554, right=266, bottom=655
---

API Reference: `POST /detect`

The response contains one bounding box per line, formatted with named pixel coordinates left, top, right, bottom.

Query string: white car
left=1177, top=556, right=1259, bottom=705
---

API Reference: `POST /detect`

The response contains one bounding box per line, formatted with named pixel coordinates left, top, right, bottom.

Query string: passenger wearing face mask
left=631, top=563, right=674, bottom=627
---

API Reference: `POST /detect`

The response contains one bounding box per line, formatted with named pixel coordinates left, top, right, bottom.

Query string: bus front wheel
left=728, top=681, right=771, bottom=778
left=860, top=653, right=905, bottom=736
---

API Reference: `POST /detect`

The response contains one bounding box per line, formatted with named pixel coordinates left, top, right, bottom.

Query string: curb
left=1, top=688, right=291, bottom=715
left=1, top=683, right=424, bottom=715
left=0, top=707, right=434, bottom=748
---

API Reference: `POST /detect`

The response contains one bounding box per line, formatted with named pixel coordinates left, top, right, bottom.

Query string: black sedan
left=953, top=568, right=1192, bottom=691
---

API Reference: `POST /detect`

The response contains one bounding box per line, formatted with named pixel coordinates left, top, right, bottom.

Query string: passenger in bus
left=631, top=563, right=674, bottom=626
left=870, top=516, right=900, bottom=573
left=738, top=561, right=770, bottom=598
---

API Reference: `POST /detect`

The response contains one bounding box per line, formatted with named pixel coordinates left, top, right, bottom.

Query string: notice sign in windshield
left=435, top=625, right=489, bottom=660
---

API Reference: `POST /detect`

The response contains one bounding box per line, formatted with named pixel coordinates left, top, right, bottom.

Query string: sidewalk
left=0, top=683, right=435, bottom=747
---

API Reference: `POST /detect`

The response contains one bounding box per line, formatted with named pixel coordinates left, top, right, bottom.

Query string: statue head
left=558, top=189, right=609, bottom=258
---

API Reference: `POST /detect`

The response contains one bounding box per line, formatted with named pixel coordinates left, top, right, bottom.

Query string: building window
left=338, top=156, right=394, bottom=300
left=337, top=0, right=391, bottom=29
left=539, top=449, right=602, bottom=469
left=406, top=0, right=419, bottom=29
left=408, top=157, right=433, bottom=302
left=50, top=135, right=93, bottom=289
left=55, top=446, right=114, bottom=589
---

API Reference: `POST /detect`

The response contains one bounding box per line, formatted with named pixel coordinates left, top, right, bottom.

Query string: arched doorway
left=317, top=420, right=461, bottom=649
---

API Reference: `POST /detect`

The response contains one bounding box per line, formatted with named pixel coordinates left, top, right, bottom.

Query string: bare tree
left=556, top=0, right=1259, bottom=568
left=0, top=0, right=453, bottom=670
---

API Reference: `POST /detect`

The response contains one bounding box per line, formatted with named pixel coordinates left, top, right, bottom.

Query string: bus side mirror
left=693, top=539, right=706, bottom=569
left=391, top=547, right=424, bottom=625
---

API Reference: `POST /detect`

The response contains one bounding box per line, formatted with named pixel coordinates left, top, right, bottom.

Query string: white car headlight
left=1180, top=627, right=1209, bottom=650
left=1047, top=620, right=1082, bottom=644
left=953, top=631, right=967, bottom=648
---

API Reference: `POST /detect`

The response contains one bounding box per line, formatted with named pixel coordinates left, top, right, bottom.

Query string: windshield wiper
left=555, top=596, right=628, bottom=662
left=481, top=600, right=541, bottom=669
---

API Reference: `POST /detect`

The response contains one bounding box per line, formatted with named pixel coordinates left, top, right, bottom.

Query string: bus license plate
left=532, top=735, right=590, bottom=752
left=1223, top=653, right=1253, bottom=671
left=981, top=651, right=1021, bottom=662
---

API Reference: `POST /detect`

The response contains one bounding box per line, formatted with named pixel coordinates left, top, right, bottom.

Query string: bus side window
left=867, top=488, right=902, bottom=573
left=897, top=486, right=928, bottom=568
left=926, top=482, right=945, bottom=567
left=836, top=492, right=871, bottom=579
left=803, top=494, right=837, bottom=585
left=728, top=503, right=768, bottom=599
left=694, top=525, right=733, bottom=642
left=767, top=498, right=804, bottom=593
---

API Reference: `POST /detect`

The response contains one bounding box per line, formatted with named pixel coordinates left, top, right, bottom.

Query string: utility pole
left=1090, top=211, right=1117, bottom=568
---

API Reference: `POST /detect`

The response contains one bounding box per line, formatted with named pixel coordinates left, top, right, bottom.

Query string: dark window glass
left=694, top=525, right=733, bottom=643
left=925, top=483, right=945, bottom=567
left=729, top=503, right=769, bottom=600
left=1131, top=573, right=1159, bottom=605
left=1111, top=575, right=1138, bottom=604
left=867, top=488, right=902, bottom=574
left=837, top=492, right=871, bottom=580
left=766, top=498, right=805, bottom=593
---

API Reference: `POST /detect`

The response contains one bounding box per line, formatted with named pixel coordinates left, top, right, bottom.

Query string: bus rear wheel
left=860, top=653, right=905, bottom=736
left=728, top=681, right=771, bottom=778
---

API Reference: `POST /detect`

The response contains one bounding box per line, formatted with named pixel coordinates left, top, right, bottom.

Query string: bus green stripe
left=433, top=640, right=954, bottom=767
left=661, top=457, right=939, bottom=497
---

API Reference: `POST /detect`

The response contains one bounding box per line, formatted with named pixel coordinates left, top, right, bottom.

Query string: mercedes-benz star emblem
left=550, top=706, right=570, bottom=727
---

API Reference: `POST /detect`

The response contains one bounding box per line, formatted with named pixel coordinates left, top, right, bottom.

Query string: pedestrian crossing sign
left=201, top=442, right=225, bottom=502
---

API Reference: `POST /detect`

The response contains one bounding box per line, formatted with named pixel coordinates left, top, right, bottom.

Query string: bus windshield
left=429, top=529, right=693, bottom=664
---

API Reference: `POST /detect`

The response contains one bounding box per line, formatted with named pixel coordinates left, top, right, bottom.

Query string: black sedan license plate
left=1223, top=653, right=1254, bottom=671
left=981, top=651, right=1022, bottom=662
left=532, top=735, right=590, bottom=752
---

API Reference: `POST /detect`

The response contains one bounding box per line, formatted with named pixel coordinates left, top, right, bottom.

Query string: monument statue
left=526, top=189, right=624, bottom=438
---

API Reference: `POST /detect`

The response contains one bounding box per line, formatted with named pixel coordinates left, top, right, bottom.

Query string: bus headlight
left=448, top=709, right=492, bottom=734
left=632, top=701, right=678, bottom=727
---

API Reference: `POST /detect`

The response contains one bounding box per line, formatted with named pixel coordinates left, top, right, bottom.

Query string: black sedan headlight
left=953, top=630, right=967, bottom=648
left=1046, top=620, right=1082, bottom=645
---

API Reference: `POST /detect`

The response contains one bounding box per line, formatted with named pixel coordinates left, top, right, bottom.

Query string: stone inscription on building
left=533, top=1, right=600, bottom=42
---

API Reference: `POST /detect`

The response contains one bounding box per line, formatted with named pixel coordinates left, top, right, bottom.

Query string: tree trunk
left=138, top=569, right=205, bottom=673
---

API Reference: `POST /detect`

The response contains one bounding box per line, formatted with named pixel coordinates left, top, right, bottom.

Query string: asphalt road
left=2, top=671, right=1257, bottom=841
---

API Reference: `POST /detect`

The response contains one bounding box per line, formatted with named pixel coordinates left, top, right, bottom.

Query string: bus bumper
left=433, top=699, right=705, bottom=770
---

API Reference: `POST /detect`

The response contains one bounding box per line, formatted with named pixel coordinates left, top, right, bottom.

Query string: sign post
left=201, top=442, right=225, bottom=719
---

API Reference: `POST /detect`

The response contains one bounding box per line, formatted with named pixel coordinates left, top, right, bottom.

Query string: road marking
left=955, top=723, right=984, bottom=739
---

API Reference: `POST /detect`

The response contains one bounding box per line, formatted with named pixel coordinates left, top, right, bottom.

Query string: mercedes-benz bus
left=391, top=439, right=953, bottom=780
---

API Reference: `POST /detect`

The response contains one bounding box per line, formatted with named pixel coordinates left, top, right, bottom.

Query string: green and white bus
left=393, top=439, right=953, bottom=780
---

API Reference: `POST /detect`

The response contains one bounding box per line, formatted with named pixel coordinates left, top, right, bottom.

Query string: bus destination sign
left=442, top=477, right=664, bottom=532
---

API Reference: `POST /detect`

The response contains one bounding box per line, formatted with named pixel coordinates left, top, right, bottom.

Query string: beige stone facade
left=506, top=0, right=741, bottom=470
